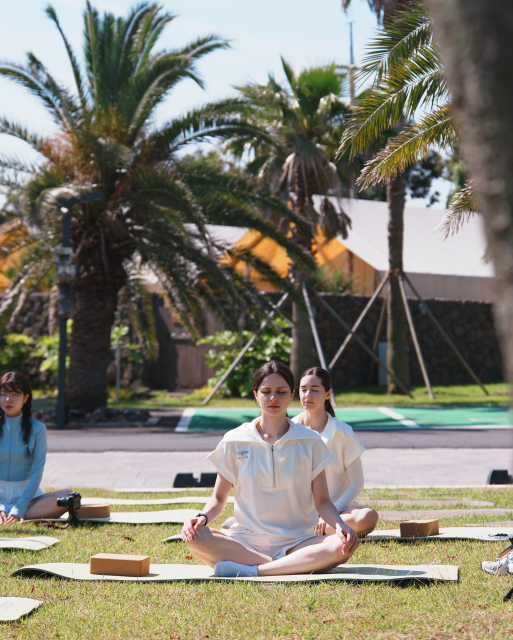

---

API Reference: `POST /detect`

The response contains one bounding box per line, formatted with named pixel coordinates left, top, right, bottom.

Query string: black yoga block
left=173, top=472, right=217, bottom=488
left=173, top=473, right=196, bottom=488
left=487, top=469, right=512, bottom=485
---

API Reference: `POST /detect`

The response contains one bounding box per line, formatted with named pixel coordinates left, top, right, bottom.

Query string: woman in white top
left=182, top=361, right=359, bottom=577
left=293, top=367, right=378, bottom=537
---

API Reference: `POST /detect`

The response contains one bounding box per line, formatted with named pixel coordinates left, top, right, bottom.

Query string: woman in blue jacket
left=0, top=371, right=71, bottom=524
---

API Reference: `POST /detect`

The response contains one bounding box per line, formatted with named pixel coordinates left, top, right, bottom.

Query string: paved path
left=46, top=425, right=513, bottom=451
left=41, top=448, right=513, bottom=490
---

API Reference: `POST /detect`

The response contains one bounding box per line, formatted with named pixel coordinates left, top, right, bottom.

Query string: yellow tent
left=221, top=228, right=379, bottom=294
left=0, top=222, right=28, bottom=293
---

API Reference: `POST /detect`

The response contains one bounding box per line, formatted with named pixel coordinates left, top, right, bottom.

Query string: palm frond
left=0, top=118, right=47, bottom=152
left=122, top=257, right=158, bottom=360
left=359, top=2, right=433, bottom=82
left=356, top=103, right=456, bottom=187
left=436, top=180, right=478, bottom=239
left=45, top=4, right=88, bottom=111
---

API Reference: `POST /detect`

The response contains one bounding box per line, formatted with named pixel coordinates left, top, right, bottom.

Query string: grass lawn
left=2, top=487, right=513, bottom=638
left=32, top=382, right=513, bottom=412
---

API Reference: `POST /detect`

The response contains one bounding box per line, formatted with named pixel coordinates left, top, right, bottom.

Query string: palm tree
left=226, top=59, right=353, bottom=382
left=423, top=0, right=513, bottom=394
left=340, top=0, right=416, bottom=393
left=341, top=4, right=475, bottom=237
left=0, top=2, right=314, bottom=411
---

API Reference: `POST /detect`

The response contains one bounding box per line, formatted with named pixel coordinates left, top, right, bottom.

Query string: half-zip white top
left=292, top=412, right=365, bottom=510
left=207, top=417, right=334, bottom=540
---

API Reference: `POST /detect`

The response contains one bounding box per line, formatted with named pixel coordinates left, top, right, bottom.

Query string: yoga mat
left=11, top=562, right=457, bottom=583
left=364, top=526, right=513, bottom=542
left=26, top=510, right=197, bottom=525
left=0, top=597, right=42, bottom=622
left=164, top=526, right=513, bottom=545
left=0, top=536, right=59, bottom=551
left=82, top=497, right=234, bottom=506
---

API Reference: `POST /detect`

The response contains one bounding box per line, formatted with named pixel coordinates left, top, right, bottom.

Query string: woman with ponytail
left=293, top=367, right=378, bottom=537
left=0, top=371, right=71, bottom=524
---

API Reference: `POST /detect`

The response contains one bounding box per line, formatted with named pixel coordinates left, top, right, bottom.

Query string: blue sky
left=0, top=0, right=450, bottom=206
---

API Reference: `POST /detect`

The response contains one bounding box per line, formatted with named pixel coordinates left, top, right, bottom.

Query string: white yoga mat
left=11, top=562, right=457, bottom=583
left=0, top=537, right=59, bottom=551
left=364, top=527, right=513, bottom=542
left=25, top=510, right=197, bottom=525
left=81, top=497, right=234, bottom=506
left=0, top=597, right=42, bottom=622
left=61, top=509, right=197, bottom=524
left=165, top=526, right=513, bottom=545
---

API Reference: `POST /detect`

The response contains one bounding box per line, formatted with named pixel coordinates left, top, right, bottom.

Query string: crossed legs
left=325, top=506, right=378, bottom=537
left=185, top=526, right=353, bottom=576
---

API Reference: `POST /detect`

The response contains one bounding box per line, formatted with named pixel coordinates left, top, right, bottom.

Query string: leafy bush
left=312, top=265, right=356, bottom=293
left=0, top=334, right=34, bottom=373
left=197, top=319, right=292, bottom=397
left=110, top=325, right=142, bottom=364
left=32, top=320, right=72, bottom=376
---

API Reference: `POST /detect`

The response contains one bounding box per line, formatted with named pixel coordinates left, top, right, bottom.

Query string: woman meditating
left=182, top=361, right=359, bottom=577
left=0, top=371, right=72, bottom=524
left=293, top=367, right=378, bottom=537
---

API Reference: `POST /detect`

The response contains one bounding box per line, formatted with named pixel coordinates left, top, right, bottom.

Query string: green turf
left=33, top=382, right=512, bottom=411
left=185, top=406, right=512, bottom=431
left=2, top=486, right=513, bottom=639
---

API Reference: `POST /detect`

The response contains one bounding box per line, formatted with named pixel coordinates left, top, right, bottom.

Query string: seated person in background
left=0, top=371, right=72, bottom=524
left=181, top=360, right=359, bottom=578
left=292, top=367, right=378, bottom=538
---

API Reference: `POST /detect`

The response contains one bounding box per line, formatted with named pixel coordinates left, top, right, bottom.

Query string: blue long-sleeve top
left=0, top=414, right=47, bottom=518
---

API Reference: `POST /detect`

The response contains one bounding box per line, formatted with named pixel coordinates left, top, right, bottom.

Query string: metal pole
left=203, top=292, right=289, bottom=405
left=314, top=291, right=414, bottom=398
left=55, top=208, right=71, bottom=430
left=398, top=272, right=434, bottom=399
left=301, top=282, right=336, bottom=408
left=403, top=272, right=489, bottom=395
left=367, top=290, right=389, bottom=385
left=329, top=273, right=389, bottom=371
left=115, top=338, right=121, bottom=404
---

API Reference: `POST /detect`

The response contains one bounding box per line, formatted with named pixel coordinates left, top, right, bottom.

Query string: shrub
left=0, top=334, right=34, bottom=373
left=197, top=319, right=292, bottom=397
left=32, top=320, right=72, bottom=376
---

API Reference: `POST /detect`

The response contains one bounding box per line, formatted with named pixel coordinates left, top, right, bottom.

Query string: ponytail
left=324, top=397, right=335, bottom=418
left=300, top=367, right=335, bottom=417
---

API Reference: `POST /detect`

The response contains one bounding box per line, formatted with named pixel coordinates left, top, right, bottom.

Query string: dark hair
left=299, top=367, right=335, bottom=417
left=0, top=371, right=33, bottom=444
left=253, top=361, right=295, bottom=395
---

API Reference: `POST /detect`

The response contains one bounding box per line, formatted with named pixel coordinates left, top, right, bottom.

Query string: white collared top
left=207, top=418, right=334, bottom=540
left=292, top=412, right=365, bottom=508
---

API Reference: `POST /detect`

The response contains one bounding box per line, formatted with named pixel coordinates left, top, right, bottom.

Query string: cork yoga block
left=77, top=505, right=111, bottom=518
left=90, top=554, right=150, bottom=577
left=400, top=519, right=439, bottom=537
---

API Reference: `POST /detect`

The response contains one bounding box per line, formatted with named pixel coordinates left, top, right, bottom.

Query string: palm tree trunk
left=67, top=263, right=124, bottom=412
left=386, top=173, right=410, bottom=393
left=426, top=0, right=513, bottom=394
left=290, top=296, right=315, bottom=386
left=289, top=176, right=315, bottom=387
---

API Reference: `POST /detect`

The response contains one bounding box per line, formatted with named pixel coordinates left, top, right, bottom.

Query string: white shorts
left=0, top=479, right=45, bottom=514
left=220, top=517, right=315, bottom=560
left=227, top=531, right=315, bottom=560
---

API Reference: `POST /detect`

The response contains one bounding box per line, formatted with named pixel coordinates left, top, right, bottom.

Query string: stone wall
left=273, top=292, right=503, bottom=387
left=0, top=293, right=56, bottom=388
left=0, top=290, right=504, bottom=390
